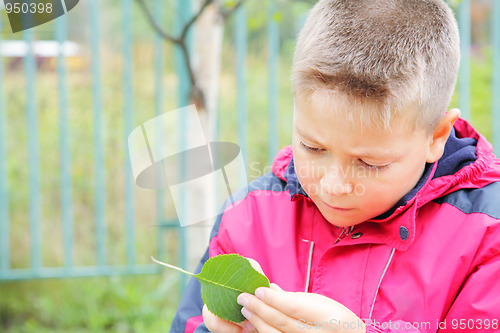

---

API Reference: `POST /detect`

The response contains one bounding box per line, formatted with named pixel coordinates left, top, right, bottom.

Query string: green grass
left=0, top=274, right=181, bottom=332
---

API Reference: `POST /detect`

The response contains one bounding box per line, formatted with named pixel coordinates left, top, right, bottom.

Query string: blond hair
left=292, top=0, right=460, bottom=131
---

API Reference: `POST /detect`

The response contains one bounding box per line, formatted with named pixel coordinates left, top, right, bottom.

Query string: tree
left=135, top=0, right=245, bottom=270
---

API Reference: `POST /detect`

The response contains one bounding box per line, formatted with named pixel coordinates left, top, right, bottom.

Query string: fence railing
left=493, top=0, right=500, bottom=152
left=0, top=0, right=499, bottom=282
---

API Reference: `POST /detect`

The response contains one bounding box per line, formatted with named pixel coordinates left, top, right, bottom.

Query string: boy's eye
left=359, top=159, right=390, bottom=170
left=299, top=141, right=324, bottom=154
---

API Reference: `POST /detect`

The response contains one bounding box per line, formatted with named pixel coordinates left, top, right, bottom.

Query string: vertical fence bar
left=23, top=29, right=42, bottom=273
left=175, top=4, right=191, bottom=107
left=154, top=0, right=166, bottom=260
left=267, top=0, right=279, bottom=165
left=123, top=0, right=136, bottom=266
left=89, top=0, right=107, bottom=267
left=236, top=6, right=248, bottom=167
left=175, top=0, right=191, bottom=287
left=0, top=16, right=10, bottom=273
left=55, top=14, right=74, bottom=269
left=458, top=0, right=471, bottom=120
left=493, top=0, right=500, bottom=156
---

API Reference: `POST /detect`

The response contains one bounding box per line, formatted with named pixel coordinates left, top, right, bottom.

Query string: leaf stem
left=151, top=256, right=196, bottom=277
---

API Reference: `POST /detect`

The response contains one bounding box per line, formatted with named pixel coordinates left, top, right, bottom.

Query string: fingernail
left=255, top=287, right=265, bottom=300
left=237, top=294, right=249, bottom=307
left=241, top=307, right=252, bottom=320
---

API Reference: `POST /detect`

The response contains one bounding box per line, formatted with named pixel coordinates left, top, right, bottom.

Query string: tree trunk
left=185, top=1, right=224, bottom=271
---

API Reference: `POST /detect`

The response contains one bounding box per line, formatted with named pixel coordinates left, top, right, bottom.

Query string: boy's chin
left=315, top=200, right=386, bottom=227
left=314, top=202, right=364, bottom=227
left=319, top=211, right=365, bottom=228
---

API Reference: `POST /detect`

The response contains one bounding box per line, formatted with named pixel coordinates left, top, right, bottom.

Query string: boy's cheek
left=293, top=160, right=323, bottom=183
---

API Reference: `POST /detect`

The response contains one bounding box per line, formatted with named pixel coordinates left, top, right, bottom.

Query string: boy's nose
left=320, top=169, right=354, bottom=196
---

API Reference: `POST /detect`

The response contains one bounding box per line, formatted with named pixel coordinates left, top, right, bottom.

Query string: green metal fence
left=493, top=0, right=500, bottom=152
left=0, top=0, right=499, bottom=282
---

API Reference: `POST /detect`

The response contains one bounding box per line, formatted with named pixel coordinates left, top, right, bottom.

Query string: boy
left=171, top=0, right=500, bottom=332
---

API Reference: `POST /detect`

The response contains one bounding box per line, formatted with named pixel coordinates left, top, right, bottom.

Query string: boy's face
left=292, top=92, right=433, bottom=227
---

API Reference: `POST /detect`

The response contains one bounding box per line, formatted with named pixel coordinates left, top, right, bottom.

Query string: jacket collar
left=283, top=158, right=308, bottom=200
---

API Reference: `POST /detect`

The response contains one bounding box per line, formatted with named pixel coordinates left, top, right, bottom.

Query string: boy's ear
left=426, top=109, right=461, bottom=163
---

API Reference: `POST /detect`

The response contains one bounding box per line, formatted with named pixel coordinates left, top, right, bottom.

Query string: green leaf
left=152, top=254, right=270, bottom=323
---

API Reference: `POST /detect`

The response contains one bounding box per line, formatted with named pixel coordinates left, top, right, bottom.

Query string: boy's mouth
left=321, top=200, right=354, bottom=212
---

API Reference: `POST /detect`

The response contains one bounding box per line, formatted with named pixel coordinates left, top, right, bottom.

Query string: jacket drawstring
left=303, top=240, right=315, bottom=292
left=369, top=248, right=396, bottom=319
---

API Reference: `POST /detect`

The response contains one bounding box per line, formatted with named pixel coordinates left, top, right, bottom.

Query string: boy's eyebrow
left=345, top=148, right=399, bottom=160
left=295, top=127, right=324, bottom=145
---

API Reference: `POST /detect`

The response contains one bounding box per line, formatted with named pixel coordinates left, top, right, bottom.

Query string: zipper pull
left=334, top=227, right=347, bottom=244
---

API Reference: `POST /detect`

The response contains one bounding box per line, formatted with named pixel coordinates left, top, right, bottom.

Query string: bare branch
left=178, top=39, right=197, bottom=88
left=134, top=0, right=196, bottom=86
left=219, top=0, right=246, bottom=21
left=136, top=0, right=249, bottom=110
left=180, top=0, right=214, bottom=41
left=134, top=0, right=179, bottom=44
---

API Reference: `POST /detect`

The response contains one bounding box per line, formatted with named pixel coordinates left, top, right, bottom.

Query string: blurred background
left=0, top=0, right=498, bottom=331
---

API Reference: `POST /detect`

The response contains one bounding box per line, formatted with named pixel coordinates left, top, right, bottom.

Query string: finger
left=238, top=293, right=298, bottom=333
left=203, top=304, right=244, bottom=333
left=242, top=309, right=284, bottom=333
left=255, top=288, right=365, bottom=330
left=254, top=287, right=331, bottom=321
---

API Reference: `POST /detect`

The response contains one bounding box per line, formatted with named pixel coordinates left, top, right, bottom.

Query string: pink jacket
left=170, top=118, right=500, bottom=333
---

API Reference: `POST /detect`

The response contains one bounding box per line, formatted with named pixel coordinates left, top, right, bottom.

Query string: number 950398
left=451, top=318, right=498, bottom=330
left=6, top=2, right=53, bottom=14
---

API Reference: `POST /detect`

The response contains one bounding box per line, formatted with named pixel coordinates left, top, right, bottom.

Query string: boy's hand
left=236, top=284, right=366, bottom=333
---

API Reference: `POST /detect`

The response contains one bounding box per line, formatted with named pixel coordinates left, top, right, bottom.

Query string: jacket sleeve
left=169, top=248, right=209, bottom=333
left=438, top=251, right=500, bottom=332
